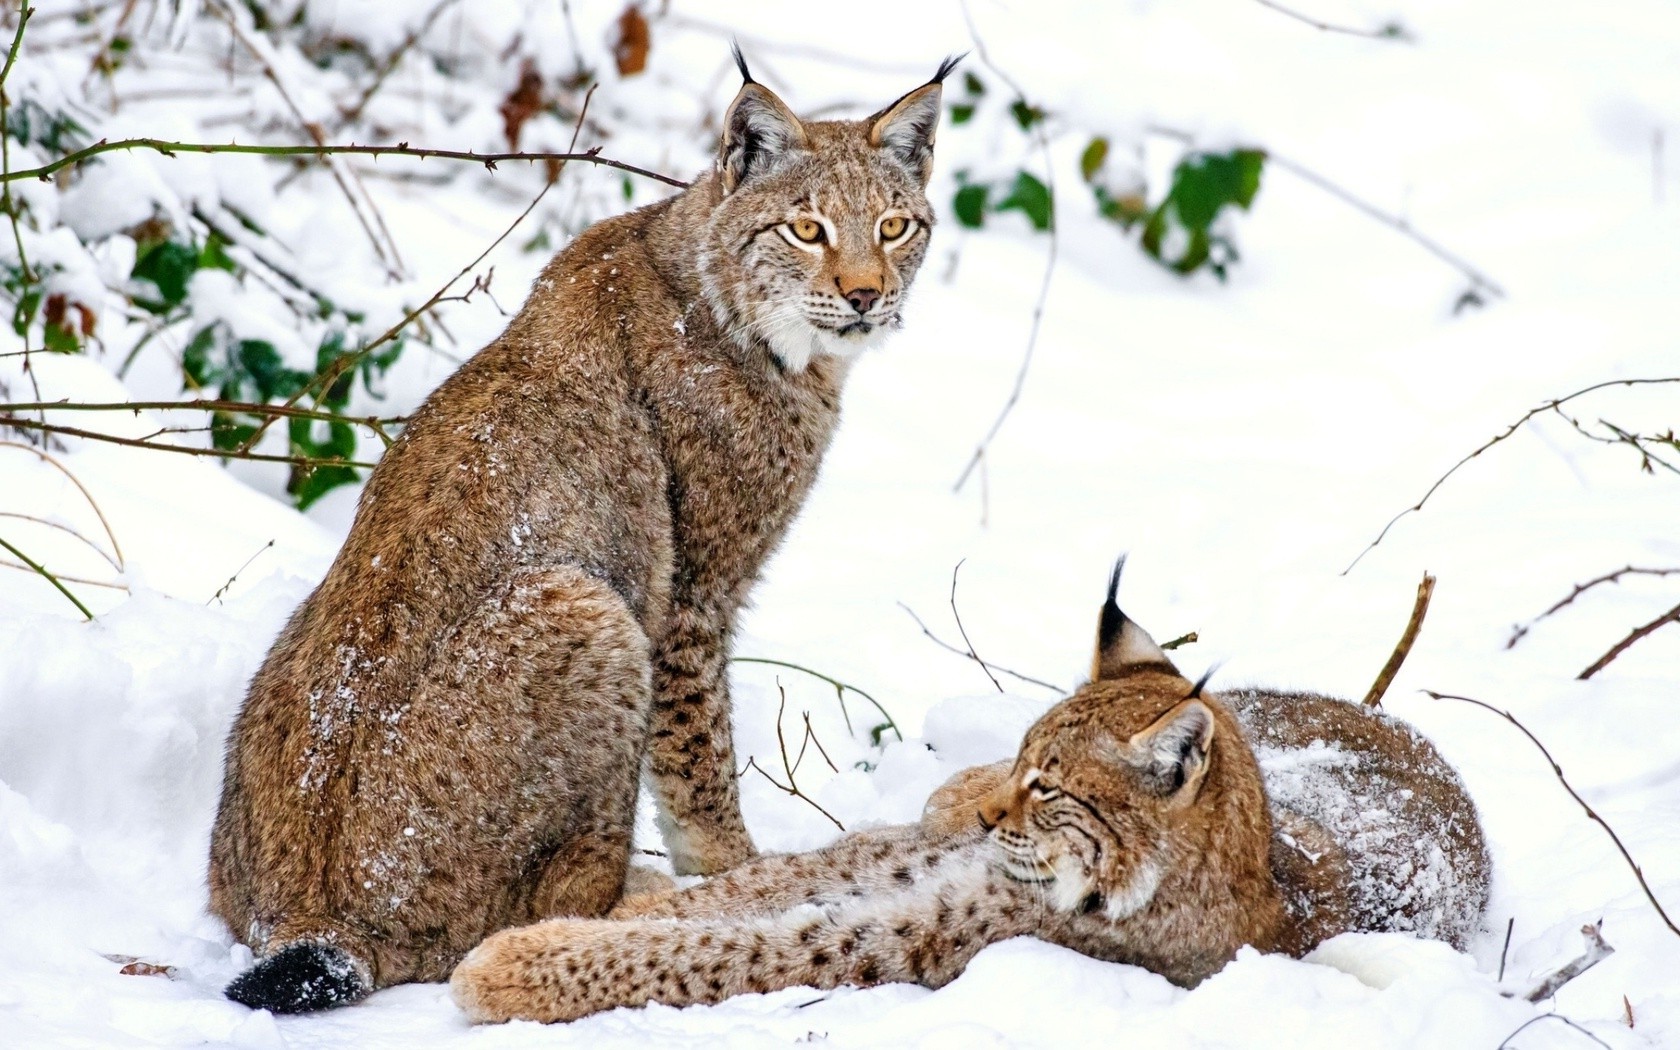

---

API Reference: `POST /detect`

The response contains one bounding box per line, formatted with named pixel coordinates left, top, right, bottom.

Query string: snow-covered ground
left=3, top=1, right=1678, bottom=1047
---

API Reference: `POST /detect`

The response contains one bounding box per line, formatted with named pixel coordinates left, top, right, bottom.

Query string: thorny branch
left=0, top=415, right=378, bottom=469
left=1362, top=572, right=1434, bottom=707
left=1345, top=378, right=1680, bottom=574
left=0, top=532, right=93, bottom=619
left=2, top=138, right=688, bottom=188
left=1, top=399, right=405, bottom=446
left=1424, top=690, right=1680, bottom=938
left=1507, top=566, right=1680, bottom=649
left=897, top=600, right=1061, bottom=693
left=951, top=1, right=1057, bottom=501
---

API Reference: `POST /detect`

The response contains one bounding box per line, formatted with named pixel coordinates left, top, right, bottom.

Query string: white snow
left=3, top=1, right=1678, bottom=1048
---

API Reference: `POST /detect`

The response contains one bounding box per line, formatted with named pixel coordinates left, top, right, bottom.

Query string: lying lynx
left=451, top=563, right=1490, bottom=1024
left=209, top=52, right=956, bottom=1013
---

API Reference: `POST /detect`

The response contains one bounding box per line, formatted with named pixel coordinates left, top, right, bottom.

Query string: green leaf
left=210, top=411, right=259, bottom=452
left=131, top=240, right=198, bottom=309
left=182, top=324, right=221, bottom=388
left=1080, top=137, right=1109, bottom=183
left=11, top=288, right=40, bottom=336
left=198, top=233, right=237, bottom=273
left=42, top=320, right=79, bottom=353
left=953, top=183, right=989, bottom=229
left=949, top=103, right=975, bottom=125
left=1009, top=99, right=1044, bottom=132
left=289, top=463, right=359, bottom=510
left=962, top=71, right=985, bottom=97
left=995, top=171, right=1053, bottom=231
left=235, top=339, right=310, bottom=402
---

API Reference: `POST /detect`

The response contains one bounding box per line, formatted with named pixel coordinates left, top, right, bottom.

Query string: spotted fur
left=452, top=565, right=1490, bottom=1024
left=210, top=57, right=952, bottom=1011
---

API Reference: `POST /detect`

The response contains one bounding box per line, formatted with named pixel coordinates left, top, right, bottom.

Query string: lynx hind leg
left=921, top=761, right=1013, bottom=840
left=645, top=609, right=757, bottom=875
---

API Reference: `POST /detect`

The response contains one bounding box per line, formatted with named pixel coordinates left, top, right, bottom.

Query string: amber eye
left=880, top=216, right=909, bottom=240
left=790, top=218, right=825, bottom=243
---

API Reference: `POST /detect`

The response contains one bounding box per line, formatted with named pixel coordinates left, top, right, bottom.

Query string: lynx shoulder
left=209, top=53, right=954, bottom=1014
left=450, top=561, right=1490, bottom=1024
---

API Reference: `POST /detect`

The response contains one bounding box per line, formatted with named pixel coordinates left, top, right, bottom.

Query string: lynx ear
left=1092, top=555, right=1176, bottom=680
left=868, top=55, right=961, bottom=185
left=719, top=47, right=809, bottom=194
left=1124, top=700, right=1216, bottom=802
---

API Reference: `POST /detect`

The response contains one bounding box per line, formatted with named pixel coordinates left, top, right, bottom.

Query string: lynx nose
left=844, top=286, right=880, bottom=314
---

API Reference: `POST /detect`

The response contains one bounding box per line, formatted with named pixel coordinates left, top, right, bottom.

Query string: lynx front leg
left=646, top=604, right=755, bottom=875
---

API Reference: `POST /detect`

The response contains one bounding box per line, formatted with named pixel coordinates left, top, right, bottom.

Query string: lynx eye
left=790, top=218, right=825, bottom=244
left=879, top=216, right=910, bottom=241
left=1022, top=769, right=1060, bottom=801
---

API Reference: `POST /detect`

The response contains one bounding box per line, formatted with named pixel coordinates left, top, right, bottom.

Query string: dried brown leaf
left=613, top=5, right=650, bottom=77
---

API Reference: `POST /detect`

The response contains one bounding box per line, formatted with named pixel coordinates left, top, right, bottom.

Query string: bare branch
left=1345, top=378, right=1680, bottom=574
left=0, top=415, right=378, bottom=469
left=731, top=656, right=902, bottom=743
left=1251, top=0, right=1413, bottom=42
left=740, top=685, right=845, bottom=833
left=1363, top=572, right=1435, bottom=707
left=208, top=539, right=275, bottom=605
left=334, top=0, right=465, bottom=129
left=0, top=440, right=125, bottom=569
left=897, top=600, right=1062, bottom=693
left=1424, top=690, right=1680, bottom=937
left=952, top=1, right=1058, bottom=497
left=1497, top=1014, right=1611, bottom=1050
left=1508, top=566, right=1680, bottom=649
left=1577, top=600, right=1680, bottom=680
left=950, top=559, right=1002, bottom=693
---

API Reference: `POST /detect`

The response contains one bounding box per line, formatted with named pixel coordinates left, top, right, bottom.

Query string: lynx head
left=979, top=558, right=1268, bottom=921
left=697, top=50, right=957, bottom=372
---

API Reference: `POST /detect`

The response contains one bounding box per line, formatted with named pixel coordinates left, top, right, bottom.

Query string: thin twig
left=2, top=399, right=403, bottom=434
left=1147, top=124, right=1503, bottom=300
left=208, top=0, right=404, bottom=276
left=896, top=600, right=1061, bottom=692
left=3, top=137, right=688, bottom=188
left=949, top=558, right=1002, bottom=693
left=740, top=685, right=845, bottom=832
left=1345, top=378, right=1680, bottom=574
left=1577, top=600, right=1680, bottom=680
left=1521, top=923, right=1615, bottom=1002
left=731, top=656, right=902, bottom=743
left=1497, top=1013, right=1611, bottom=1050
left=952, top=1, right=1058, bottom=497
left=0, top=558, right=126, bottom=591
left=1251, top=0, right=1412, bottom=42
left=1, top=3, right=46, bottom=435
left=1423, top=690, right=1680, bottom=937
left=1363, top=572, right=1435, bottom=707
left=1508, top=565, right=1680, bottom=649
left=0, top=439, right=125, bottom=569
left=0, top=533, right=94, bottom=619
left=335, top=0, right=465, bottom=129
left=1161, top=631, right=1199, bottom=651
left=208, top=539, right=274, bottom=605
left=0, top=511, right=122, bottom=573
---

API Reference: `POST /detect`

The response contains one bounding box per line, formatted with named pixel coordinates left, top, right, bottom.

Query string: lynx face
left=979, top=679, right=1216, bottom=921
left=698, top=61, right=948, bottom=372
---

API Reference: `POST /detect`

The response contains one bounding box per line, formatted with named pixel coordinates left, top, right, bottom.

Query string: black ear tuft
left=931, top=52, right=968, bottom=85
left=1186, top=665, right=1219, bottom=700
left=1096, top=554, right=1127, bottom=662
left=731, top=41, right=755, bottom=84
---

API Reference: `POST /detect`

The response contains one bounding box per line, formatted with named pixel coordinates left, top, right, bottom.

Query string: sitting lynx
left=209, top=52, right=957, bottom=1013
left=451, top=563, right=1490, bottom=1024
